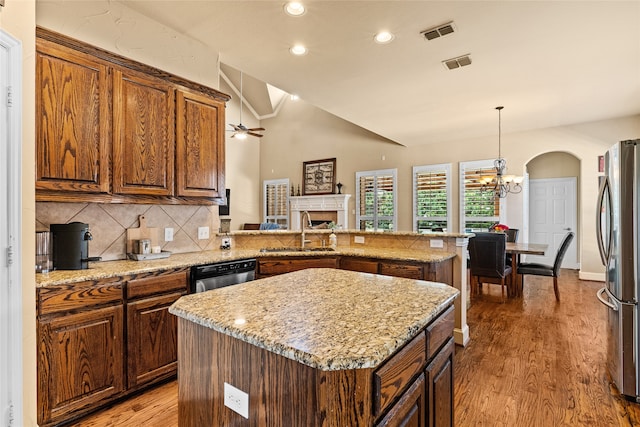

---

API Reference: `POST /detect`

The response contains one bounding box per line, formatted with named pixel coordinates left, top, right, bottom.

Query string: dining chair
left=468, top=232, right=512, bottom=302
left=517, top=231, right=574, bottom=301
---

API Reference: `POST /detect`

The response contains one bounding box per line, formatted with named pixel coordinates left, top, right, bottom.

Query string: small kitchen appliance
left=50, top=222, right=101, bottom=270
left=35, top=231, right=52, bottom=273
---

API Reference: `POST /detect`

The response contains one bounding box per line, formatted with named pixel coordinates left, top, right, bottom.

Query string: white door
left=528, top=177, right=579, bottom=268
left=1, top=29, right=23, bottom=427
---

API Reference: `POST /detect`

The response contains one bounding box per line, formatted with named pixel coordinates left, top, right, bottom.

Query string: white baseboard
left=579, top=271, right=605, bottom=282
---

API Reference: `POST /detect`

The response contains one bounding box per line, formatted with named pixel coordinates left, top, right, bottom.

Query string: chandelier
left=479, top=106, right=523, bottom=198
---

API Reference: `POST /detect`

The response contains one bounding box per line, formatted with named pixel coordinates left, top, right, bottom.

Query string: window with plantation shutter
left=413, top=164, right=451, bottom=233
left=355, top=169, right=397, bottom=231
left=263, top=179, right=289, bottom=228
left=459, top=160, right=503, bottom=232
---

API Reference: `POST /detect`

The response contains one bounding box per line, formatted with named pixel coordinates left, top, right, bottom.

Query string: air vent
left=421, top=22, right=456, bottom=41
left=443, top=54, right=472, bottom=70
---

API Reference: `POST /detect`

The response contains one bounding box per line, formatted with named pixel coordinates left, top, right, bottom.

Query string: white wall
left=0, top=0, right=37, bottom=425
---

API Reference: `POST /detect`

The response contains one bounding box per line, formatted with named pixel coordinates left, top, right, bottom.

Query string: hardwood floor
left=456, top=270, right=640, bottom=426
left=70, top=270, right=640, bottom=426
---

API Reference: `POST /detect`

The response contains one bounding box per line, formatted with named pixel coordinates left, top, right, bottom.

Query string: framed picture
left=303, top=158, right=336, bottom=195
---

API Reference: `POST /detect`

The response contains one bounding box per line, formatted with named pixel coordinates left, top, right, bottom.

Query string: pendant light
left=479, top=106, right=523, bottom=198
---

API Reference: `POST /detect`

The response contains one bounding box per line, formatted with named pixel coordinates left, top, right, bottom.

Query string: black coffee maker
left=51, top=222, right=101, bottom=270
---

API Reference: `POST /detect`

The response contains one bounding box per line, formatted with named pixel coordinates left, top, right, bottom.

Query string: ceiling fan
left=228, top=71, right=265, bottom=139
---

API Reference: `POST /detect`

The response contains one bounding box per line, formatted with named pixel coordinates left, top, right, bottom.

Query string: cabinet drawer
left=258, top=257, right=338, bottom=275
left=340, top=257, right=379, bottom=274
left=38, top=278, right=123, bottom=316
left=379, top=262, right=423, bottom=279
left=374, top=331, right=426, bottom=416
left=426, top=305, right=455, bottom=360
left=126, top=269, right=189, bottom=300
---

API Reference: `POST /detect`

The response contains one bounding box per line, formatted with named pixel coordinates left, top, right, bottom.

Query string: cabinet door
left=126, top=292, right=182, bottom=389
left=113, top=69, right=175, bottom=196
left=376, top=374, right=426, bottom=427
left=36, top=40, right=110, bottom=194
left=38, top=305, right=124, bottom=425
left=176, top=90, right=225, bottom=199
left=425, top=338, right=454, bottom=427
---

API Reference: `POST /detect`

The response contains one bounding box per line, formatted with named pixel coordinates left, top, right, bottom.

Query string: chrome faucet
left=301, top=211, right=312, bottom=248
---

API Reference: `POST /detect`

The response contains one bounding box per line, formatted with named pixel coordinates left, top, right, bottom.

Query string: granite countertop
left=169, top=268, right=459, bottom=371
left=35, top=246, right=456, bottom=287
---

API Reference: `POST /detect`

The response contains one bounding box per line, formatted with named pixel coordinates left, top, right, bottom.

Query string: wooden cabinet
left=125, top=270, right=188, bottom=389
left=340, top=256, right=454, bottom=285
left=37, top=268, right=188, bottom=426
left=379, top=261, right=423, bottom=279
left=340, top=256, right=379, bottom=274
left=35, top=27, right=230, bottom=205
left=113, top=69, right=175, bottom=196
left=425, top=339, right=454, bottom=427
left=176, top=90, right=225, bottom=199
left=377, top=374, right=426, bottom=427
left=257, top=256, right=338, bottom=278
left=37, top=278, right=124, bottom=426
left=36, top=38, right=111, bottom=195
left=373, top=305, right=455, bottom=427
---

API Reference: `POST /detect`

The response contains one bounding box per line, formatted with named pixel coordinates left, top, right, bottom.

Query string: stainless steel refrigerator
left=597, top=139, right=640, bottom=401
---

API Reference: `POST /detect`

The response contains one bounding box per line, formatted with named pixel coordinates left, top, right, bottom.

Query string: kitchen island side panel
left=177, top=319, right=374, bottom=426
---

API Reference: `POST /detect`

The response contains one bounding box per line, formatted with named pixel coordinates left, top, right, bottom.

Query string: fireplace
left=289, top=194, right=351, bottom=230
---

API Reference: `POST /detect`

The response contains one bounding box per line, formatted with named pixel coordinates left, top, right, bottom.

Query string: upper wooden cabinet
left=36, top=39, right=111, bottom=194
left=35, top=27, right=230, bottom=205
left=176, top=90, right=225, bottom=199
left=113, top=69, right=176, bottom=196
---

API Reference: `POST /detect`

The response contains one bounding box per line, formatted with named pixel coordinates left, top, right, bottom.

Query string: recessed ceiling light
left=374, top=31, right=395, bottom=44
left=284, top=2, right=306, bottom=17
left=290, top=44, right=308, bottom=56
left=290, top=94, right=300, bottom=101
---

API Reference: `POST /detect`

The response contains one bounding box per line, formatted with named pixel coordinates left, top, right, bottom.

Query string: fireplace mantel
left=290, top=194, right=351, bottom=230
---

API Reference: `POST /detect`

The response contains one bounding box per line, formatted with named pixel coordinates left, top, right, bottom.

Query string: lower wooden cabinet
left=38, top=299, right=124, bottom=425
left=37, top=268, right=188, bottom=426
left=257, top=256, right=338, bottom=278
left=377, top=374, right=426, bottom=427
left=340, top=256, right=454, bottom=285
left=374, top=306, right=455, bottom=427
left=126, top=292, right=182, bottom=388
left=425, top=338, right=455, bottom=427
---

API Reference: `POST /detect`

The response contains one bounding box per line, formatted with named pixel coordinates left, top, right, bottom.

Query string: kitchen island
left=169, top=268, right=459, bottom=426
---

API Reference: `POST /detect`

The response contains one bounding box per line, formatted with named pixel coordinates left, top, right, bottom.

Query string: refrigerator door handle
left=597, top=287, right=618, bottom=311
left=596, top=175, right=613, bottom=265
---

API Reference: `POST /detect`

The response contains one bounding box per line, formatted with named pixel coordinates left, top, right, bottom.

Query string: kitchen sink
left=259, top=247, right=336, bottom=253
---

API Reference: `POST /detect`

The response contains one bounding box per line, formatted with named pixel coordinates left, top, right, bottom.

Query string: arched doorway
left=526, top=152, right=580, bottom=269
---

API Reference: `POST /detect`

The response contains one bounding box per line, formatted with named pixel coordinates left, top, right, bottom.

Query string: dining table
left=506, top=241, right=548, bottom=297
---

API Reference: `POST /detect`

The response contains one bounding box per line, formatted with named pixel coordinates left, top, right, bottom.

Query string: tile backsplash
left=36, top=202, right=221, bottom=261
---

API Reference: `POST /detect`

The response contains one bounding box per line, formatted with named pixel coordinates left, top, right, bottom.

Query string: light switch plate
left=354, top=236, right=365, bottom=244
left=224, top=382, right=249, bottom=419
left=430, top=239, right=444, bottom=248
left=198, top=226, right=210, bottom=239
left=164, top=228, right=174, bottom=242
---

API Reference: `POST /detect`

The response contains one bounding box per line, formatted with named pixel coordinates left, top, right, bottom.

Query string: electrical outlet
left=430, top=239, right=444, bottom=248
left=198, top=226, right=210, bottom=240
left=164, top=228, right=174, bottom=242
left=221, top=237, right=232, bottom=247
left=354, top=236, right=365, bottom=244
left=224, top=382, right=249, bottom=419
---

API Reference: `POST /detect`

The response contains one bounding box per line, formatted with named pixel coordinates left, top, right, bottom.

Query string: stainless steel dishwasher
left=190, top=258, right=257, bottom=293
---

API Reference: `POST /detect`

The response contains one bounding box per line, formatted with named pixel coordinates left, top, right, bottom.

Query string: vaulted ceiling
left=123, top=2, right=640, bottom=146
